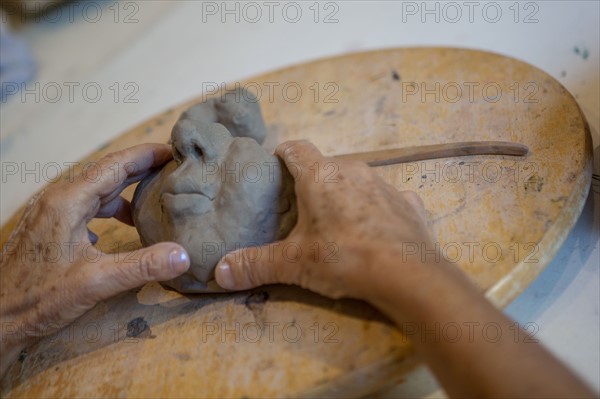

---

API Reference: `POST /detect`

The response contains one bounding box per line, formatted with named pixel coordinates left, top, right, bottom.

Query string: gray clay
left=131, top=88, right=297, bottom=293
left=181, top=89, right=266, bottom=144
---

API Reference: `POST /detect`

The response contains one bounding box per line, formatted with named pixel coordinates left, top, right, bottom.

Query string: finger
left=95, top=196, right=134, bottom=226
left=215, top=243, right=295, bottom=290
left=76, top=143, right=171, bottom=198
left=69, top=143, right=172, bottom=222
left=275, top=140, right=326, bottom=184
left=83, top=242, right=190, bottom=301
left=398, top=190, right=428, bottom=220
left=401, top=190, right=426, bottom=209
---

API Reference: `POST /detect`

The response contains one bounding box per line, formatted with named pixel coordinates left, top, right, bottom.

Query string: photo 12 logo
left=200, top=1, right=340, bottom=23
left=400, top=81, right=539, bottom=104
left=400, top=1, right=540, bottom=24
left=1, top=1, right=140, bottom=24
left=201, top=81, right=339, bottom=104
left=1, top=81, right=139, bottom=104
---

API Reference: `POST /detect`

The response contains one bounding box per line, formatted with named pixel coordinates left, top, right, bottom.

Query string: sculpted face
left=132, top=92, right=297, bottom=293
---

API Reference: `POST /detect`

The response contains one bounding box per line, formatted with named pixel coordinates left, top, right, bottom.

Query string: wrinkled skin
left=0, top=144, right=191, bottom=376
left=0, top=141, right=594, bottom=399
left=212, top=141, right=595, bottom=399
left=213, top=140, right=433, bottom=300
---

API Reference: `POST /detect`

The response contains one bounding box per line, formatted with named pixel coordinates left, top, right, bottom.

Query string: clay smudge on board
left=126, top=316, right=155, bottom=338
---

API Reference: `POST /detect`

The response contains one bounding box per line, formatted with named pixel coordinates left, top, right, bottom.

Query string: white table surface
left=1, top=1, right=598, bottom=397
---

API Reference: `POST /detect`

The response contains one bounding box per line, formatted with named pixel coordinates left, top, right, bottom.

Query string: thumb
left=215, top=243, right=292, bottom=290
left=86, top=242, right=190, bottom=300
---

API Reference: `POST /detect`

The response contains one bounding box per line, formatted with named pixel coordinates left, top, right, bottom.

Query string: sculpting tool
left=333, top=141, right=529, bottom=167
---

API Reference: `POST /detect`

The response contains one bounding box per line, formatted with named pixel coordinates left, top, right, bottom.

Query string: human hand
left=214, top=140, right=448, bottom=302
left=0, top=144, right=190, bottom=376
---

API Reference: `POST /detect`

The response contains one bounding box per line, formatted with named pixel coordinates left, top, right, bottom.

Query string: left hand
left=0, top=144, right=190, bottom=376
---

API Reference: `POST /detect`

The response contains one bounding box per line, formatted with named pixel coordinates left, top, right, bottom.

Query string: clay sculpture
left=131, top=88, right=297, bottom=293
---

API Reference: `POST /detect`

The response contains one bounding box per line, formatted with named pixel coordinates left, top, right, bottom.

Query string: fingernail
left=217, top=261, right=235, bottom=289
left=169, top=249, right=189, bottom=274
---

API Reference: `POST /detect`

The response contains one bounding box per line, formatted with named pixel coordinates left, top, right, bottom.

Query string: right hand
left=214, top=140, right=445, bottom=303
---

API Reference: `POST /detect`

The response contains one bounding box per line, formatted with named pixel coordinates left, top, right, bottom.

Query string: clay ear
left=214, top=88, right=266, bottom=144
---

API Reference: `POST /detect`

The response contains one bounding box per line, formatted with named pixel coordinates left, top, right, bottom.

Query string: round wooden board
left=1, top=48, right=592, bottom=398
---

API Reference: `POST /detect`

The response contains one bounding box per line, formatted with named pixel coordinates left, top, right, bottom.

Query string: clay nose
left=167, top=120, right=226, bottom=199
left=171, top=120, right=218, bottom=162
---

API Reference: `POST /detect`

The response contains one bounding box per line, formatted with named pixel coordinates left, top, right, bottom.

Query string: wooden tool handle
left=333, top=141, right=529, bottom=167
